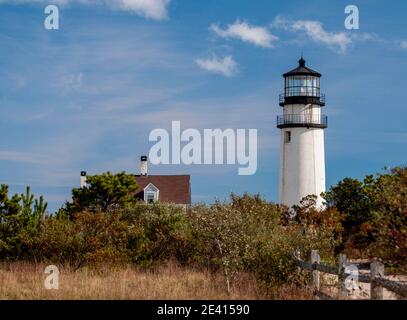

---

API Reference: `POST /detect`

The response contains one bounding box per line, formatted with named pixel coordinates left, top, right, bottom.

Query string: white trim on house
left=143, top=183, right=159, bottom=203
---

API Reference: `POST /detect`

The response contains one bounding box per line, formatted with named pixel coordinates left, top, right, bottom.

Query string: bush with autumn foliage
left=1, top=167, right=406, bottom=293
left=188, top=193, right=342, bottom=291
left=324, top=166, right=407, bottom=266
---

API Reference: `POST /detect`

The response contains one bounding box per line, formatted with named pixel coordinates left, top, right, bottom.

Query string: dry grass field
left=0, top=262, right=312, bottom=300
left=0, top=262, right=251, bottom=300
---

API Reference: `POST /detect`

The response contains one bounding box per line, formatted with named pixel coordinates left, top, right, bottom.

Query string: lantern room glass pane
left=285, top=75, right=320, bottom=97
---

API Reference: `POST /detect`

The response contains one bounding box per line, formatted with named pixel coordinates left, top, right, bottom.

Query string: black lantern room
left=279, top=57, right=325, bottom=107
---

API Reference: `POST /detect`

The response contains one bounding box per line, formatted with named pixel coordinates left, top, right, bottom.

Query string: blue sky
left=0, top=0, right=406, bottom=212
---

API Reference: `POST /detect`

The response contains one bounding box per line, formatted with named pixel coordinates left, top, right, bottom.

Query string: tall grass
left=0, top=262, right=313, bottom=300
left=0, top=262, right=257, bottom=300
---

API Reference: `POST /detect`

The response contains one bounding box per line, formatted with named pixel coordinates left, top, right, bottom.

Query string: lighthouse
left=277, top=57, right=327, bottom=208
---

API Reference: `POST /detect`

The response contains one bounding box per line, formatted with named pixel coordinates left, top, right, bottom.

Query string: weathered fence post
left=295, top=250, right=406, bottom=300
left=370, top=258, right=384, bottom=300
left=338, top=254, right=348, bottom=299
left=311, top=250, right=320, bottom=291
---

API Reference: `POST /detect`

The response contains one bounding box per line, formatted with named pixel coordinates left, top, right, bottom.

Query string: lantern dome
left=283, top=57, right=321, bottom=77
left=280, top=57, right=325, bottom=107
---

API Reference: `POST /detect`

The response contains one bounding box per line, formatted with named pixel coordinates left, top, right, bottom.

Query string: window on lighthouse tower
left=285, top=131, right=291, bottom=143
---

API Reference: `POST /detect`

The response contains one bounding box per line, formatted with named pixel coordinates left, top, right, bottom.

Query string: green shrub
left=0, top=186, right=46, bottom=259
left=21, top=204, right=193, bottom=269
left=324, top=166, right=407, bottom=266
left=122, top=203, right=193, bottom=266
left=21, top=211, right=141, bottom=269
left=189, top=193, right=339, bottom=291
left=2, top=166, right=406, bottom=288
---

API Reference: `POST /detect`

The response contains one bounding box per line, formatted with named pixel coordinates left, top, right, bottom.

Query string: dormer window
left=146, top=192, right=155, bottom=203
left=144, top=183, right=159, bottom=204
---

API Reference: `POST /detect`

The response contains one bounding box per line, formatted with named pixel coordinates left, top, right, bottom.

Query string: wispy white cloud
left=1, top=72, right=27, bottom=89
left=115, top=0, right=170, bottom=20
left=196, top=55, right=238, bottom=77
left=400, top=41, right=407, bottom=49
left=0, top=0, right=171, bottom=20
left=210, top=20, right=278, bottom=48
left=0, top=151, right=48, bottom=164
left=57, top=72, right=83, bottom=94
left=0, top=20, right=191, bottom=191
left=272, top=16, right=352, bottom=53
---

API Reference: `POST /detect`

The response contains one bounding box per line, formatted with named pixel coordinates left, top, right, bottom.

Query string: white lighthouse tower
left=277, top=57, right=327, bottom=208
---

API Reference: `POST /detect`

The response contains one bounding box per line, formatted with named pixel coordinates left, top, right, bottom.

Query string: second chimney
left=140, top=156, right=148, bottom=176
left=80, top=171, right=87, bottom=188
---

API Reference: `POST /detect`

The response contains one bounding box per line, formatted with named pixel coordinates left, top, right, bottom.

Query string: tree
left=363, top=167, right=407, bottom=264
left=21, top=186, right=47, bottom=233
left=0, top=184, right=22, bottom=255
left=323, top=167, right=407, bottom=265
left=323, top=177, right=374, bottom=237
left=60, top=172, right=139, bottom=217
left=0, top=185, right=47, bottom=257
